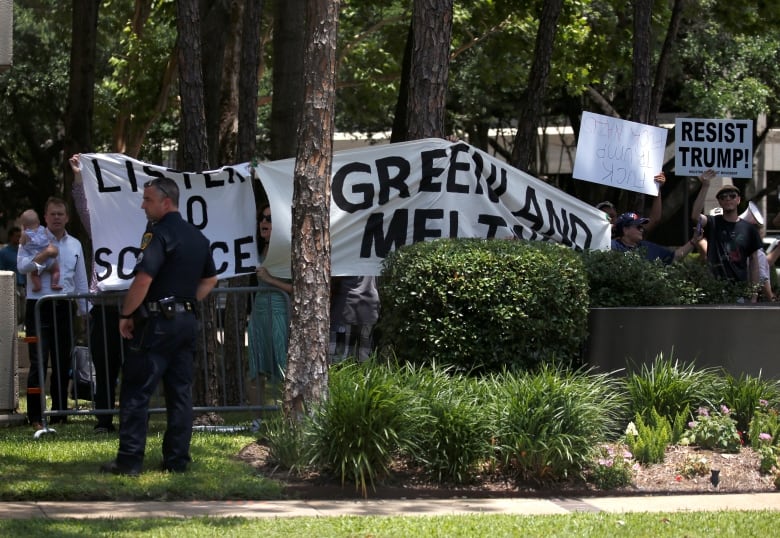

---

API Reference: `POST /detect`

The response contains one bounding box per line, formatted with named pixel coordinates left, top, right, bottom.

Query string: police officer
left=100, top=176, right=217, bottom=476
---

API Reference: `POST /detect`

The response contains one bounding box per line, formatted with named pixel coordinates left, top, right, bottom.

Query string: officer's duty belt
left=146, top=300, right=195, bottom=314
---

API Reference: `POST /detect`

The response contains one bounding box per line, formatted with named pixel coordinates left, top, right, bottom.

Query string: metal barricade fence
left=28, top=286, right=288, bottom=436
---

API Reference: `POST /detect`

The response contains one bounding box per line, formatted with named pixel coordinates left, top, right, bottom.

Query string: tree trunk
left=177, top=0, right=218, bottom=416
left=177, top=0, right=209, bottom=171
left=390, top=23, right=412, bottom=143
left=201, top=0, right=231, bottom=167
left=284, top=0, right=340, bottom=419
left=63, top=0, right=99, bottom=238
left=650, top=0, right=684, bottom=126
left=238, top=0, right=265, bottom=162
left=220, top=0, right=266, bottom=408
left=627, top=0, right=654, bottom=213
left=271, top=0, right=306, bottom=159
left=406, top=0, right=453, bottom=140
left=510, top=0, right=563, bottom=174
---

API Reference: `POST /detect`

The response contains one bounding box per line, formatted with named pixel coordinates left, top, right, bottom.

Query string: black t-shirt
left=704, top=215, right=762, bottom=282
left=135, top=211, right=217, bottom=301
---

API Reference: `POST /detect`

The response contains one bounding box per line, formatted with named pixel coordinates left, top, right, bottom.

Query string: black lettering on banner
left=94, top=246, right=141, bottom=282
left=125, top=160, right=140, bottom=192
left=412, top=209, right=444, bottom=242
left=94, top=247, right=113, bottom=281
left=479, top=214, right=508, bottom=238
left=471, top=152, right=505, bottom=202
left=332, top=161, right=374, bottom=213
left=186, top=196, right=208, bottom=229
left=377, top=156, right=412, bottom=204
left=117, top=246, right=141, bottom=279
left=449, top=210, right=458, bottom=238
left=570, top=214, right=593, bottom=251
left=93, top=160, right=120, bottom=193
left=142, top=165, right=168, bottom=183
left=211, top=242, right=229, bottom=274
left=446, top=143, right=471, bottom=194
left=225, top=167, right=248, bottom=184
left=204, top=172, right=225, bottom=188
left=360, top=210, right=408, bottom=258
left=419, top=148, right=446, bottom=193
left=544, top=200, right=572, bottom=246
left=233, top=235, right=255, bottom=273
left=512, top=186, right=544, bottom=230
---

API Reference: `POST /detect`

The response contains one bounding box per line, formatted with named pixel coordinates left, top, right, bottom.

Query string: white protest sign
left=80, top=154, right=258, bottom=291
left=573, top=112, right=667, bottom=195
left=675, top=118, right=753, bottom=178
left=256, top=138, right=611, bottom=278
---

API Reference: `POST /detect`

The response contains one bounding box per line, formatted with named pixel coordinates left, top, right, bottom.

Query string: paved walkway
left=1, top=493, right=778, bottom=519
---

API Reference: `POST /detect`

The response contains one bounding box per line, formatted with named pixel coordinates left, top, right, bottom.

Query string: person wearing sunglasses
left=247, top=204, right=292, bottom=420
left=611, top=212, right=700, bottom=264
left=690, top=169, right=762, bottom=294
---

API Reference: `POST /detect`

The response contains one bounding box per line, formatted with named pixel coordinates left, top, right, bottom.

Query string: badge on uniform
left=140, top=232, right=153, bottom=250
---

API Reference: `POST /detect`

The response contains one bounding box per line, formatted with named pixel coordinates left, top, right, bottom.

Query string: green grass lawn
left=2, top=511, right=780, bottom=537
left=3, top=371, right=779, bottom=537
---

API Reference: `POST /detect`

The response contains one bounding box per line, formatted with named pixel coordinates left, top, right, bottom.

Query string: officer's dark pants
left=26, top=298, right=74, bottom=424
left=116, top=311, right=197, bottom=473
left=90, top=304, right=124, bottom=429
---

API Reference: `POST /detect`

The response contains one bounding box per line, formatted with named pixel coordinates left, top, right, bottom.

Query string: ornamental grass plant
left=622, top=354, right=723, bottom=425
left=304, top=361, right=422, bottom=497
left=396, top=364, right=492, bottom=484
left=483, top=365, right=626, bottom=484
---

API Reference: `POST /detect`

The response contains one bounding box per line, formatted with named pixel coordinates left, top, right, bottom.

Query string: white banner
left=80, top=141, right=610, bottom=287
left=675, top=117, right=753, bottom=178
left=80, top=154, right=258, bottom=291
left=256, top=138, right=611, bottom=278
left=573, top=112, right=667, bottom=195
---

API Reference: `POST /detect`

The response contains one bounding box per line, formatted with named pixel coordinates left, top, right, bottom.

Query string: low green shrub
left=625, top=408, right=672, bottom=464
left=679, top=405, right=742, bottom=453
left=587, top=444, right=636, bottom=489
left=305, top=362, right=422, bottom=496
left=676, top=454, right=710, bottom=478
left=377, top=238, right=589, bottom=372
left=582, top=251, right=750, bottom=307
left=259, top=416, right=307, bottom=473
left=622, top=354, right=722, bottom=426
left=749, top=400, right=780, bottom=449
left=484, top=365, right=625, bottom=484
left=722, top=374, right=780, bottom=436
left=398, top=364, right=492, bottom=484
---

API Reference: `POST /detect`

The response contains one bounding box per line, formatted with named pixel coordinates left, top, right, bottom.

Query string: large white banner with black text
left=80, top=153, right=258, bottom=291
left=80, top=139, right=610, bottom=288
left=255, top=139, right=610, bottom=278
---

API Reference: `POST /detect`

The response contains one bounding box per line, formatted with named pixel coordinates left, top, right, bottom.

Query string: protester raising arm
left=690, top=169, right=718, bottom=226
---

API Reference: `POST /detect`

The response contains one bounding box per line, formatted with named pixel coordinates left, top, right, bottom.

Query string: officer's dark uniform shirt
left=135, top=211, right=217, bottom=301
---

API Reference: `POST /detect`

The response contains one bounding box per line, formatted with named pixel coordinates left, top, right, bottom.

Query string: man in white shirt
left=17, top=196, right=89, bottom=430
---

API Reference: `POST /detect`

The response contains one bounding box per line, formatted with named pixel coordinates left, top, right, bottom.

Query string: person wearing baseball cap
left=611, top=212, right=699, bottom=264
left=690, top=169, right=762, bottom=294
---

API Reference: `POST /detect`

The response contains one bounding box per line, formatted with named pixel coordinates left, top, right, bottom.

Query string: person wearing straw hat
left=691, top=170, right=762, bottom=295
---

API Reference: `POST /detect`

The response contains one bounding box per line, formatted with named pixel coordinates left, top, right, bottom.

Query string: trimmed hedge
left=582, top=250, right=751, bottom=307
left=377, top=238, right=589, bottom=372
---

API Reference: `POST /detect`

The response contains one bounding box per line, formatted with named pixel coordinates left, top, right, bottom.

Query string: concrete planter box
left=585, top=305, right=780, bottom=380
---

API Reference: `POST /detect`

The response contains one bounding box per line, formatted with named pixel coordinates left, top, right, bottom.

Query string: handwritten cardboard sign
left=573, top=112, right=667, bottom=195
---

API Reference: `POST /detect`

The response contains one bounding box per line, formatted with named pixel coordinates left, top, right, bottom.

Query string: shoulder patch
left=140, top=232, right=153, bottom=250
